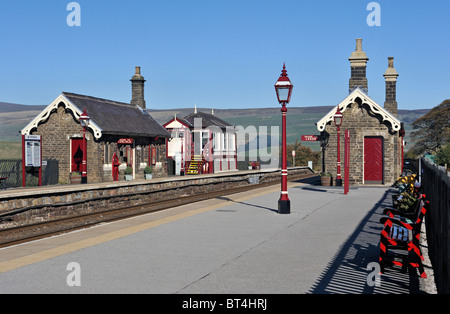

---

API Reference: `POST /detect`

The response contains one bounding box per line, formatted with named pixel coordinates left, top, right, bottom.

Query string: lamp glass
left=334, top=115, right=343, bottom=127
left=80, top=118, right=89, bottom=128
left=276, top=86, right=290, bottom=103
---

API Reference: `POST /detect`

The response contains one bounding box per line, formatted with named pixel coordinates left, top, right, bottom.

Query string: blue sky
left=0, top=0, right=448, bottom=110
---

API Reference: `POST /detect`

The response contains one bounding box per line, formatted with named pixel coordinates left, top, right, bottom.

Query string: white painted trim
left=21, top=93, right=103, bottom=139
left=316, top=88, right=401, bottom=133
left=275, top=81, right=292, bottom=86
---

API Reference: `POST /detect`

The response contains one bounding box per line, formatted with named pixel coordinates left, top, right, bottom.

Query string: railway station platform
left=0, top=177, right=434, bottom=298
left=0, top=167, right=313, bottom=229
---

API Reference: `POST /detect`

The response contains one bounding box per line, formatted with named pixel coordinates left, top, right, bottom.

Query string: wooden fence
left=421, top=157, right=450, bottom=294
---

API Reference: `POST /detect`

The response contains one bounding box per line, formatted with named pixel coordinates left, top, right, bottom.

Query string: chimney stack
left=349, top=38, right=369, bottom=94
left=383, top=57, right=399, bottom=117
left=130, top=66, right=146, bottom=109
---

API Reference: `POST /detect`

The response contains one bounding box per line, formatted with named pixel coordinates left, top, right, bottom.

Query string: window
left=104, top=142, right=116, bottom=164
left=104, top=143, right=110, bottom=164
left=223, top=133, right=228, bottom=151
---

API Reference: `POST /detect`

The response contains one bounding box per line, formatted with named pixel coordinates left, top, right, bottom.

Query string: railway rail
left=0, top=173, right=318, bottom=248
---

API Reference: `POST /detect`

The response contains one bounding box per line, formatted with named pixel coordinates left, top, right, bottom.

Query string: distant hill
left=0, top=102, right=46, bottom=142
left=149, top=106, right=429, bottom=152
left=0, top=101, right=46, bottom=113
left=148, top=106, right=429, bottom=125
left=148, top=106, right=336, bottom=124
left=0, top=100, right=429, bottom=151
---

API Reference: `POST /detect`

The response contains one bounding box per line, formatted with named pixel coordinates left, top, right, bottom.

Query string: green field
left=224, top=111, right=418, bottom=153
left=224, top=113, right=323, bottom=151
left=0, top=141, right=22, bottom=159
left=0, top=104, right=425, bottom=162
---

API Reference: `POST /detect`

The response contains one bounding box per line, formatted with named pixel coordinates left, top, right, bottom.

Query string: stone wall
left=30, top=104, right=167, bottom=185
left=384, top=80, right=398, bottom=116
left=31, top=104, right=102, bottom=184
left=322, top=102, right=401, bottom=185
left=349, top=66, right=368, bottom=93
left=0, top=167, right=313, bottom=227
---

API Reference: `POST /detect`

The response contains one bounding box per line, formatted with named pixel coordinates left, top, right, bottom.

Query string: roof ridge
left=184, top=110, right=232, bottom=127
left=62, top=92, right=135, bottom=108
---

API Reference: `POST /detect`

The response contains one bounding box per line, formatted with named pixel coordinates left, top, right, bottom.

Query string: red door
left=71, top=138, right=84, bottom=173
left=364, top=137, right=383, bottom=184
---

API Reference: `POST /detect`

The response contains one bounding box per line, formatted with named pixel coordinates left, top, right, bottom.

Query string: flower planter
left=321, top=176, right=332, bottom=186
left=69, top=174, right=82, bottom=184
left=144, top=166, right=153, bottom=180
left=125, top=175, right=133, bottom=181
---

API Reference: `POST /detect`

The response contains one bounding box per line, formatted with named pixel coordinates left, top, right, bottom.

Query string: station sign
left=301, top=135, right=319, bottom=142
left=118, top=138, right=133, bottom=144
left=22, top=134, right=43, bottom=187
left=24, top=135, right=41, bottom=167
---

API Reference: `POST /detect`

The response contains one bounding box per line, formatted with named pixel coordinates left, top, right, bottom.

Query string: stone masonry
left=322, top=102, right=401, bottom=186
left=320, top=39, right=403, bottom=186
left=349, top=38, right=369, bottom=94
left=383, top=57, right=399, bottom=117
left=31, top=105, right=102, bottom=184
left=130, top=66, right=146, bottom=110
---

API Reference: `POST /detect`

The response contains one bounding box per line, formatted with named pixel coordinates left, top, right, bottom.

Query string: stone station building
left=316, top=39, right=404, bottom=186
left=21, top=67, right=171, bottom=184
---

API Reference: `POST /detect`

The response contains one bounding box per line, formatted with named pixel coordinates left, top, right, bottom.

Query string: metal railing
left=0, top=159, right=22, bottom=188
left=421, top=157, right=450, bottom=294
left=0, top=159, right=44, bottom=188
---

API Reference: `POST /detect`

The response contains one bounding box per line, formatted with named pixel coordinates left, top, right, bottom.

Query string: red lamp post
left=334, top=106, right=343, bottom=186
left=180, top=132, right=185, bottom=176
left=275, top=63, right=293, bottom=214
left=79, top=108, right=90, bottom=184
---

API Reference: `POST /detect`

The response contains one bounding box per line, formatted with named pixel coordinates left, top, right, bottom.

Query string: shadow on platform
left=306, top=188, right=425, bottom=294
left=215, top=196, right=278, bottom=213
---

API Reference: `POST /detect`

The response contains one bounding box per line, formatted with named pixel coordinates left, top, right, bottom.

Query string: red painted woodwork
left=364, top=137, right=383, bottom=184
left=71, top=138, right=84, bottom=173
left=112, top=152, right=120, bottom=181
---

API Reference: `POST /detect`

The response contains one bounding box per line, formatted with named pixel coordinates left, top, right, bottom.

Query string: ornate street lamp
left=179, top=132, right=185, bottom=176
left=275, top=63, right=293, bottom=214
left=334, top=106, right=343, bottom=186
left=79, top=108, right=90, bottom=184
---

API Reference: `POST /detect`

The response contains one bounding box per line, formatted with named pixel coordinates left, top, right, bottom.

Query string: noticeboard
left=24, top=135, right=41, bottom=167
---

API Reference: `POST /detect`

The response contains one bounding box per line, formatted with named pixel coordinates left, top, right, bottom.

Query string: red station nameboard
left=118, top=138, right=133, bottom=144
left=301, top=135, right=319, bottom=142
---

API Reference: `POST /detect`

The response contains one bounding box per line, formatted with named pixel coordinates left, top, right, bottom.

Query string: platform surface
left=0, top=179, right=427, bottom=294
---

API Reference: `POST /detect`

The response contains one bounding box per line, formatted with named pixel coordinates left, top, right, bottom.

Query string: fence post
left=22, top=134, right=26, bottom=187
left=344, top=130, right=350, bottom=195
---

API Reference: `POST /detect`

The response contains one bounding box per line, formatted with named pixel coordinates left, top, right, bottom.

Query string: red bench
left=379, top=195, right=429, bottom=278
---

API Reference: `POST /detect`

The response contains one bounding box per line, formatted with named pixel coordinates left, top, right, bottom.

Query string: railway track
left=0, top=173, right=318, bottom=248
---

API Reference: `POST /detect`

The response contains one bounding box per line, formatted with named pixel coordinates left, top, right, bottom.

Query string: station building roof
left=22, top=92, right=171, bottom=139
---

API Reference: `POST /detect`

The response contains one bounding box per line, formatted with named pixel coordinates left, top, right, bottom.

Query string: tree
left=435, top=144, right=450, bottom=168
left=287, top=139, right=320, bottom=170
left=410, top=99, right=450, bottom=155
left=404, top=146, right=421, bottom=159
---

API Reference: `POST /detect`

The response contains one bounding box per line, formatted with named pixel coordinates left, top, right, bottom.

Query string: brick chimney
left=349, top=38, right=369, bottom=94
left=130, top=66, right=146, bottom=109
left=383, top=57, right=399, bottom=116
